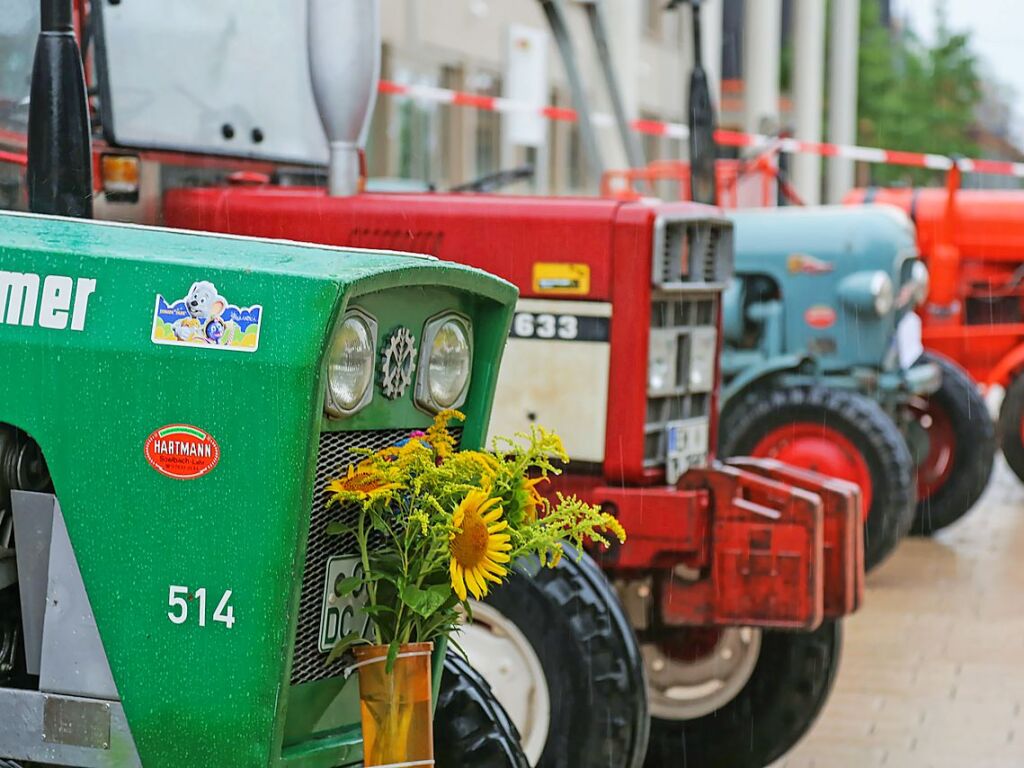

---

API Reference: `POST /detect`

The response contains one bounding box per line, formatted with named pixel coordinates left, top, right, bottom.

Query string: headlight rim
left=323, top=307, right=378, bottom=418
left=415, top=311, right=474, bottom=414
left=870, top=271, right=895, bottom=316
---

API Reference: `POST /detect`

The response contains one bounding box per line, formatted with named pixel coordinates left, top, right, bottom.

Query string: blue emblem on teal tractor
left=719, top=205, right=994, bottom=569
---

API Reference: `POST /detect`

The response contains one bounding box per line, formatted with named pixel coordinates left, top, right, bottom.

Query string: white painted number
left=167, top=585, right=188, bottom=625
left=214, top=590, right=236, bottom=629
left=557, top=315, right=578, bottom=340
left=513, top=313, right=534, bottom=337
left=513, top=312, right=582, bottom=340
left=535, top=313, right=556, bottom=338
left=167, top=585, right=235, bottom=629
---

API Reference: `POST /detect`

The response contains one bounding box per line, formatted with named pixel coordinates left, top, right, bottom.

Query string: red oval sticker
left=804, top=305, right=837, bottom=329
left=144, top=424, right=220, bottom=480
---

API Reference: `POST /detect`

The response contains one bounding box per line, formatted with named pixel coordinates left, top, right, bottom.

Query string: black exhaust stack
left=669, top=0, right=719, bottom=206
left=27, top=0, right=93, bottom=218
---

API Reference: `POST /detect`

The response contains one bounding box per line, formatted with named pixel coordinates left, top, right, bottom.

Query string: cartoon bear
left=173, top=281, right=226, bottom=342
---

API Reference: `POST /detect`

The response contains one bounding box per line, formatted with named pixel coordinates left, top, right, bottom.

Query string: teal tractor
left=719, top=205, right=994, bottom=569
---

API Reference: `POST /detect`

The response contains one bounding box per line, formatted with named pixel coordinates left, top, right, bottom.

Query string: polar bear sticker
left=152, top=280, right=263, bottom=352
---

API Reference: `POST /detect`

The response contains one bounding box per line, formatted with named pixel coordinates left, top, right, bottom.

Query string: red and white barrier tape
left=380, top=79, right=1024, bottom=179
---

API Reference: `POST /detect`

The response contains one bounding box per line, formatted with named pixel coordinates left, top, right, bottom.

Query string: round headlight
left=910, top=261, right=930, bottom=306
left=325, top=313, right=375, bottom=416
left=871, top=272, right=895, bottom=315
left=427, top=319, right=471, bottom=408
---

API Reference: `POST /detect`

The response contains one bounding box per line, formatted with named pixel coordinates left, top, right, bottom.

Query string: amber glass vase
left=354, top=642, right=435, bottom=767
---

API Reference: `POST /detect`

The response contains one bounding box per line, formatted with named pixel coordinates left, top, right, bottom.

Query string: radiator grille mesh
left=289, top=427, right=462, bottom=686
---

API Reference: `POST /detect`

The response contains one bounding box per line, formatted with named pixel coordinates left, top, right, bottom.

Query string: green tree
left=856, top=0, right=981, bottom=185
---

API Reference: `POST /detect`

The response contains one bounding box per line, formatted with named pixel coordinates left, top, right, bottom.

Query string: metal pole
left=579, top=0, right=645, bottom=170
left=539, top=0, right=604, bottom=184
left=827, top=0, right=861, bottom=202
left=791, top=0, right=826, bottom=204
left=742, top=0, right=782, bottom=136
left=27, top=0, right=93, bottom=218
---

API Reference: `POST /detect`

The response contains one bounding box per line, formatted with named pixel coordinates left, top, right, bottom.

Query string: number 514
left=168, top=585, right=236, bottom=629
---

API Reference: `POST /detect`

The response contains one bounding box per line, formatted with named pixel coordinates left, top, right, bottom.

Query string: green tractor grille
left=291, top=427, right=462, bottom=686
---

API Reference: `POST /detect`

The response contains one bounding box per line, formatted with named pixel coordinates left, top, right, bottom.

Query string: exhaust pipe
left=26, top=0, right=93, bottom=218
left=307, top=0, right=381, bottom=196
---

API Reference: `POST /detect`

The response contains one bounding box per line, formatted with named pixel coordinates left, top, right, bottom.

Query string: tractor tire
left=642, top=621, right=841, bottom=768
left=720, top=385, right=915, bottom=571
left=463, top=544, right=649, bottom=768
left=435, top=651, right=530, bottom=768
left=910, top=352, right=994, bottom=534
left=998, top=372, right=1024, bottom=485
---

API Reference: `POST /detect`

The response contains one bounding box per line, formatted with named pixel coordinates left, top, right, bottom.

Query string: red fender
left=987, top=344, right=1024, bottom=389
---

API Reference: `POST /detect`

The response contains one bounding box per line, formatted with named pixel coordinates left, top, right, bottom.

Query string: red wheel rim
left=752, top=423, right=873, bottom=519
left=912, top=398, right=955, bottom=501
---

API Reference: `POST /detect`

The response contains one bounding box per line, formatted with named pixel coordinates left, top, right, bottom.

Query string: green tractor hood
left=0, top=211, right=515, bottom=767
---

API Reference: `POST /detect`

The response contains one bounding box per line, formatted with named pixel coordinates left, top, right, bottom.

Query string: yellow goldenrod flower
left=602, top=514, right=627, bottom=544
left=426, top=409, right=464, bottom=460
left=449, top=491, right=511, bottom=601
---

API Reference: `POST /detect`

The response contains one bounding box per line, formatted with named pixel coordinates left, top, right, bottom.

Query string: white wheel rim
left=643, top=627, right=762, bottom=720
left=457, top=602, right=551, bottom=765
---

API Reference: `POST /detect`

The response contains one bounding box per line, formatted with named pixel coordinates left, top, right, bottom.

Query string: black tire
left=720, top=385, right=915, bottom=571
left=435, top=651, right=530, bottom=768
left=479, top=544, right=649, bottom=768
left=643, top=621, right=841, bottom=768
left=910, top=352, right=994, bottom=534
left=998, top=372, right=1024, bottom=484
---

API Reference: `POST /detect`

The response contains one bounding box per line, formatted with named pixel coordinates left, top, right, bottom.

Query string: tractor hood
left=730, top=204, right=919, bottom=284
left=0, top=210, right=515, bottom=767
left=727, top=205, right=925, bottom=372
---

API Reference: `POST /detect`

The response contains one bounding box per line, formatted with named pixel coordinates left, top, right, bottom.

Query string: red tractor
left=0, top=3, right=864, bottom=767
left=846, top=167, right=1024, bottom=483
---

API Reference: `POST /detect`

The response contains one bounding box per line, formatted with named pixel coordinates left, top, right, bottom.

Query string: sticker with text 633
left=510, top=312, right=609, bottom=342
left=167, top=585, right=235, bottom=628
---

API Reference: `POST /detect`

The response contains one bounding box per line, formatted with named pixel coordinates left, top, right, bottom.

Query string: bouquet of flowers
left=324, top=409, right=626, bottom=666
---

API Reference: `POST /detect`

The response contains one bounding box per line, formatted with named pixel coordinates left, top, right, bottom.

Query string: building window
left=469, top=70, right=502, bottom=180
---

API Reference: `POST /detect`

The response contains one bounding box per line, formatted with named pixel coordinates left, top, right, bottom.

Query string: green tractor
left=0, top=3, right=534, bottom=766
left=719, top=205, right=994, bottom=568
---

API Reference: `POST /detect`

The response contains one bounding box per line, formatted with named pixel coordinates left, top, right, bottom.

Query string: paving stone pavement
left=771, top=457, right=1024, bottom=768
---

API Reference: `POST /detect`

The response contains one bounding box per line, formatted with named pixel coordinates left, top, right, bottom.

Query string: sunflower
left=449, top=491, right=512, bottom=601
left=325, top=462, right=401, bottom=501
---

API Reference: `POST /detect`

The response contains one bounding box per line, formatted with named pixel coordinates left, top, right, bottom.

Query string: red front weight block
left=726, top=457, right=865, bottom=618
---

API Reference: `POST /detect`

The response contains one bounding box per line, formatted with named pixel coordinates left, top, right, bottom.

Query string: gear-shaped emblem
left=380, top=327, right=416, bottom=400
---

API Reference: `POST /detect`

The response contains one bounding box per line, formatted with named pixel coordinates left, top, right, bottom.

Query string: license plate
left=896, top=312, right=924, bottom=371
left=665, top=419, right=709, bottom=484
left=319, top=555, right=373, bottom=653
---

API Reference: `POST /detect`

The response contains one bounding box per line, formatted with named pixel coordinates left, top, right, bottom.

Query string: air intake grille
left=290, top=427, right=462, bottom=686
left=652, top=217, right=733, bottom=286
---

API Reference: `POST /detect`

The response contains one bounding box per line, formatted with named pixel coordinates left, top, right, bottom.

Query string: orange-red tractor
left=846, top=166, right=1024, bottom=482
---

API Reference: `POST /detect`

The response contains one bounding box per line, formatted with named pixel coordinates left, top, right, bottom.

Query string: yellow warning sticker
left=532, top=263, right=591, bottom=295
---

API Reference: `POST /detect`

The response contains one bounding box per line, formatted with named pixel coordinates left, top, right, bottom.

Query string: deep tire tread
left=435, top=651, right=530, bottom=768
left=486, top=546, right=650, bottom=768
left=644, top=622, right=842, bottom=768
left=911, top=352, right=994, bottom=534
left=998, top=372, right=1024, bottom=484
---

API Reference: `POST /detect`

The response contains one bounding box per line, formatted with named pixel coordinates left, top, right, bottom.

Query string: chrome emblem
left=380, top=327, right=416, bottom=399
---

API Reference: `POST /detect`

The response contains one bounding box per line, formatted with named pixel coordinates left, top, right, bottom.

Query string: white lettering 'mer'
left=0, top=271, right=39, bottom=326
left=0, top=271, right=96, bottom=331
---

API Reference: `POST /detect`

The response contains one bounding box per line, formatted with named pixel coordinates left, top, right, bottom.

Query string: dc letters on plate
left=152, top=280, right=262, bottom=352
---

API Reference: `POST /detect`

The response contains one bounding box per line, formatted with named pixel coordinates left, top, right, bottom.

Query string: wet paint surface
left=772, top=459, right=1024, bottom=767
